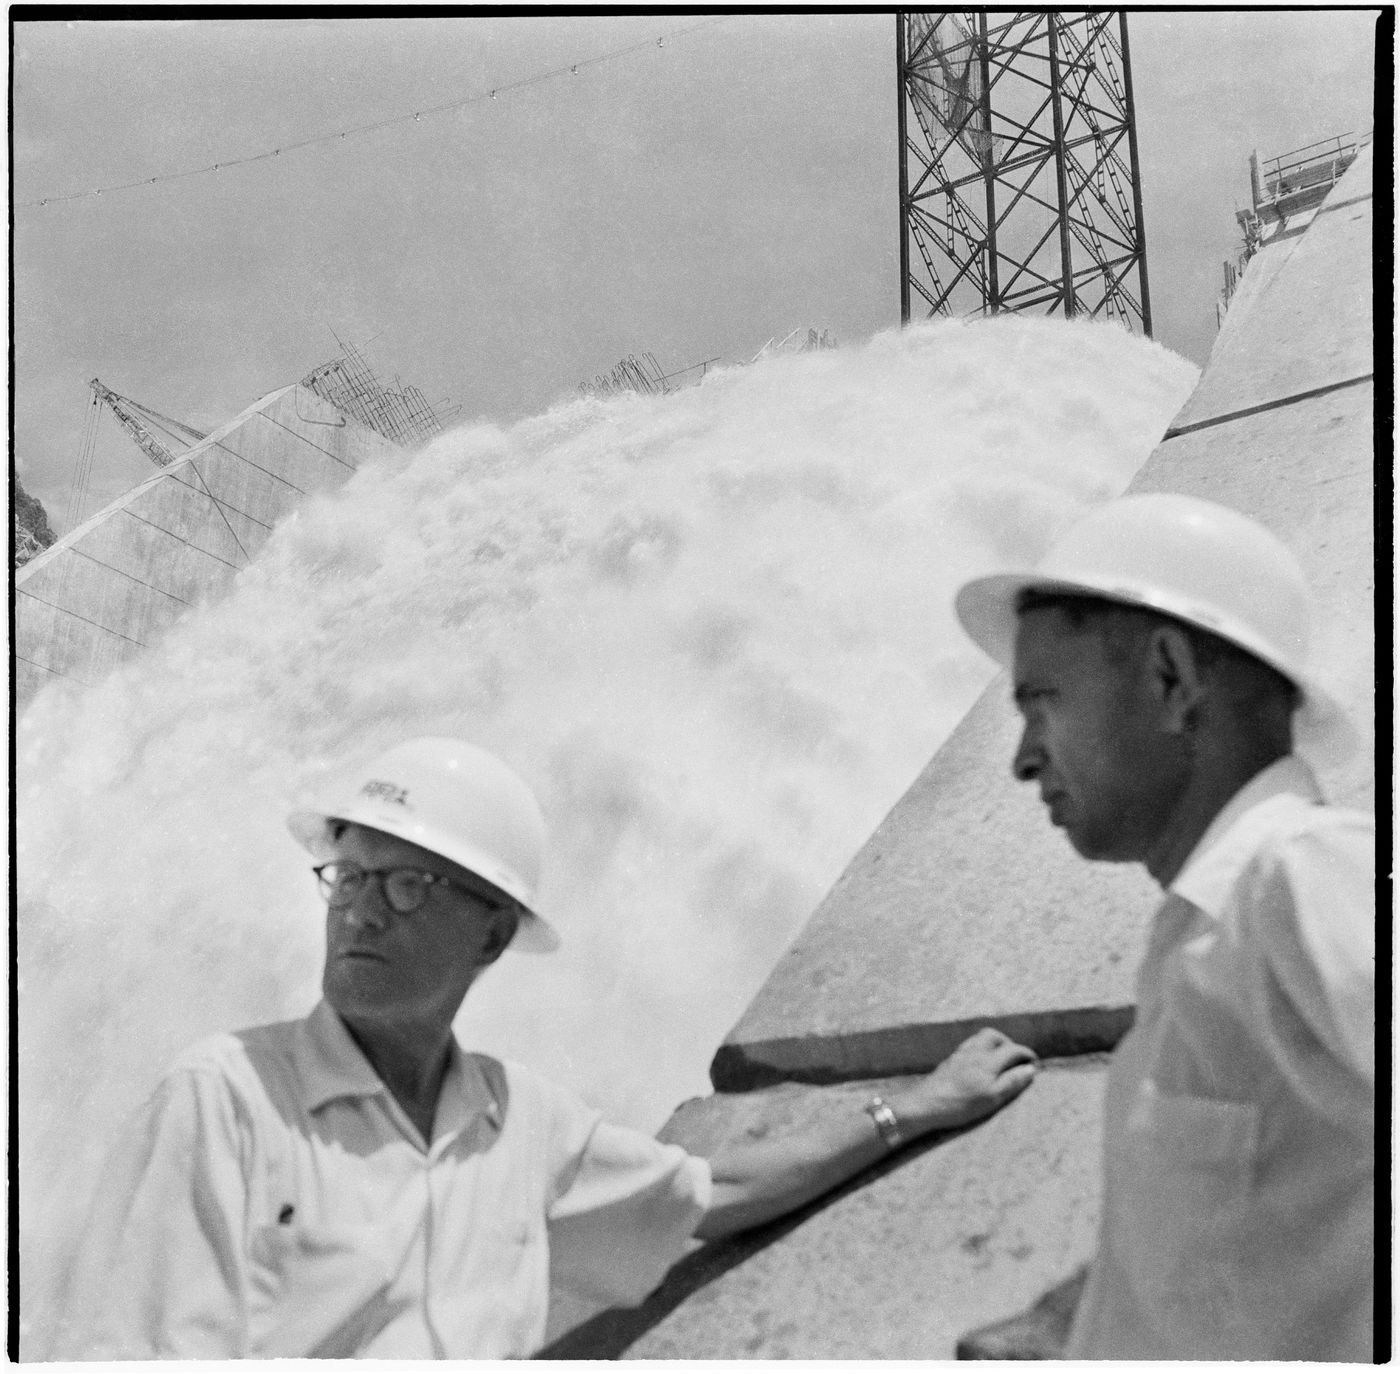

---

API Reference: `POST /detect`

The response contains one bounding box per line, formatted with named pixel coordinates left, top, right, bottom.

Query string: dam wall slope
left=546, top=145, right=1375, bottom=1358
left=15, top=385, right=401, bottom=712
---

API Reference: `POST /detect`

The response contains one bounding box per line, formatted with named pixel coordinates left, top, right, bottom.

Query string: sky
left=11, top=9, right=1379, bottom=533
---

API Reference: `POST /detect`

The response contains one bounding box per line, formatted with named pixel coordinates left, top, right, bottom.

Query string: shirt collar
left=1169, top=755, right=1323, bottom=917
left=297, top=1000, right=391, bottom=1111
left=296, top=1001, right=503, bottom=1141
left=434, top=1050, right=504, bottom=1143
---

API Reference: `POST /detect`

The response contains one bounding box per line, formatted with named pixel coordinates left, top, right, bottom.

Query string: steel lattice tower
left=898, top=11, right=1152, bottom=334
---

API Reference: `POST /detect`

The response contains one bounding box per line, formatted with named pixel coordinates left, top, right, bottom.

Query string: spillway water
left=17, top=315, right=1197, bottom=1351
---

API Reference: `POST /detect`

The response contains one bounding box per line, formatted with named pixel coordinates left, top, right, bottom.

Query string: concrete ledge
left=712, top=1004, right=1131, bottom=1091
left=543, top=1060, right=1107, bottom=1360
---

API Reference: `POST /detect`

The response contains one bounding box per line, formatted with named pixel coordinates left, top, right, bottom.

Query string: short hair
left=1014, top=588, right=1301, bottom=715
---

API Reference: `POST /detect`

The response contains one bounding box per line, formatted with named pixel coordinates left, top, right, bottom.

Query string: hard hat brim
left=288, top=807, right=561, bottom=954
left=954, top=570, right=1359, bottom=767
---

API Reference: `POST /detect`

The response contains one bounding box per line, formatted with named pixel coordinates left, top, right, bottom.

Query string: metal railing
left=1258, top=133, right=1358, bottom=205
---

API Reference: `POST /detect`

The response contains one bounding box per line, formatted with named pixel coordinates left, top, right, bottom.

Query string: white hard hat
left=289, top=737, right=558, bottom=953
left=954, top=493, right=1357, bottom=763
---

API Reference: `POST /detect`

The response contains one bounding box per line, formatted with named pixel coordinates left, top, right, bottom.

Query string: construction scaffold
left=749, top=327, right=838, bottom=362
left=1219, top=132, right=1361, bottom=321
left=302, top=338, right=447, bottom=448
left=898, top=11, right=1152, bottom=335
left=578, top=351, right=720, bottom=399
left=579, top=331, right=834, bottom=399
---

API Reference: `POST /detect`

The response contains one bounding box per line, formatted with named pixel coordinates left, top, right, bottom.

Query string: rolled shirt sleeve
left=546, top=1118, right=711, bottom=1307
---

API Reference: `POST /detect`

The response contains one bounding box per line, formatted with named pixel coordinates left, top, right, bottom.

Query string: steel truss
left=898, top=11, right=1152, bottom=334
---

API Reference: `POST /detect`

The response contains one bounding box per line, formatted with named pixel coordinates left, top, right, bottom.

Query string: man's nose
left=1012, top=723, right=1042, bottom=782
left=343, top=878, right=391, bottom=931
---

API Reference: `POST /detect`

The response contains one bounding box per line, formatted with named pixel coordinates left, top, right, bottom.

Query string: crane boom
left=88, top=378, right=207, bottom=470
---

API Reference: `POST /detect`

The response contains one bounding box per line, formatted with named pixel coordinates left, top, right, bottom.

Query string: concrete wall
left=545, top=146, right=1375, bottom=1358
left=15, top=385, right=401, bottom=711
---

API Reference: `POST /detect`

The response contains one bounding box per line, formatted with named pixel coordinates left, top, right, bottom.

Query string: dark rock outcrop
left=15, top=478, right=56, bottom=567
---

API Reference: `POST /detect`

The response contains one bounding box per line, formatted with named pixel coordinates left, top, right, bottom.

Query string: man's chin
left=1064, top=830, right=1137, bottom=864
left=324, top=962, right=393, bottom=1014
left=1057, top=822, right=1107, bottom=860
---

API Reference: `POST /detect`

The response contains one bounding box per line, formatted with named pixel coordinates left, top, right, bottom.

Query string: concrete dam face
left=16, top=314, right=1197, bottom=1353
left=14, top=384, right=403, bottom=711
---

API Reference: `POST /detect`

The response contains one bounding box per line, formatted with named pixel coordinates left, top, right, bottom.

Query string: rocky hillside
left=15, top=478, right=56, bottom=567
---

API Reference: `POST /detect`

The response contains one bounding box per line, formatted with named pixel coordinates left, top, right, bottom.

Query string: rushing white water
left=17, top=315, right=1196, bottom=1348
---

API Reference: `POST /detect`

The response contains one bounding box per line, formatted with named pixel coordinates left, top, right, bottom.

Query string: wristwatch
left=864, top=1095, right=905, bottom=1152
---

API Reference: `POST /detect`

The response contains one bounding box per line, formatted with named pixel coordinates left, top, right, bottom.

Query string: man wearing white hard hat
left=953, top=493, right=1374, bottom=1360
left=54, top=736, right=1038, bottom=1358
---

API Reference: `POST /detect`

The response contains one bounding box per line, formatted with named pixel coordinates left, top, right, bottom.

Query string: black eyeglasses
left=313, top=861, right=506, bottom=917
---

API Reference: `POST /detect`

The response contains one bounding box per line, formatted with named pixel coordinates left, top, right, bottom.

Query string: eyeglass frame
left=313, top=859, right=511, bottom=917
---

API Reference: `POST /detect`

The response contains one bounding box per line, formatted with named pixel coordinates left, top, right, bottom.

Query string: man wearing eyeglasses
left=52, top=736, right=1038, bottom=1359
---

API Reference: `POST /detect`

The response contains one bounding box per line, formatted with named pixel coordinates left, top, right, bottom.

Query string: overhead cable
left=18, top=17, right=728, bottom=210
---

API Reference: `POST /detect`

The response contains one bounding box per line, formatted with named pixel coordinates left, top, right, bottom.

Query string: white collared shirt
left=1067, top=756, right=1375, bottom=1360
left=51, top=1000, right=710, bottom=1359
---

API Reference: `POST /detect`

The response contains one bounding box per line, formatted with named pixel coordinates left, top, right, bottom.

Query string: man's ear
left=1146, top=623, right=1206, bottom=734
left=480, top=907, right=521, bottom=965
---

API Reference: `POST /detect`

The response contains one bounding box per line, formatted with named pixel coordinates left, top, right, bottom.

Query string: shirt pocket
left=1117, top=1082, right=1259, bottom=1325
left=1126, top=1083, right=1259, bottom=1173
left=247, top=1221, right=398, bottom=1357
